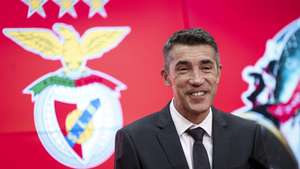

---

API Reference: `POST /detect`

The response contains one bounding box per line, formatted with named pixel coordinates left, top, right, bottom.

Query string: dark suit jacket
left=114, top=104, right=296, bottom=169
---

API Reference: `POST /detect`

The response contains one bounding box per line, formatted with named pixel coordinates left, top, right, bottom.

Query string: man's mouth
left=187, top=90, right=208, bottom=97
left=191, top=91, right=206, bottom=96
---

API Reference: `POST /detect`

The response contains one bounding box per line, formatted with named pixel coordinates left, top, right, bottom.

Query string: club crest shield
left=3, top=22, right=130, bottom=168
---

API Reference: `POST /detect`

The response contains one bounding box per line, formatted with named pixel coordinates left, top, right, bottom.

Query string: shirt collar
left=169, top=99, right=212, bottom=137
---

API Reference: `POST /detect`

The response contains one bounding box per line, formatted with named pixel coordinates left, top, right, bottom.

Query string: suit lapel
left=155, top=105, right=232, bottom=169
left=212, top=108, right=231, bottom=169
left=155, top=105, right=189, bottom=169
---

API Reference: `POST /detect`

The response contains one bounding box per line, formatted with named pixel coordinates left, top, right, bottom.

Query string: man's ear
left=216, top=64, right=222, bottom=83
left=218, top=64, right=222, bottom=71
left=161, top=69, right=171, bottom=86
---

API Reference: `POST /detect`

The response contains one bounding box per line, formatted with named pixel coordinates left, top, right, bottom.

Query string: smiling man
left=114, top=28, right=274, bottom=169
left=162, top=42, right=220, bottom=125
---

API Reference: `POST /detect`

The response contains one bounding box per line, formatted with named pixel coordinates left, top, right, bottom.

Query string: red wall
left=0, top=0, right=299, bottom=168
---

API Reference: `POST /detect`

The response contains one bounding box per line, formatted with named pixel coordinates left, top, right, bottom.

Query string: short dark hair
left=163, top=28, right=220, bottom=70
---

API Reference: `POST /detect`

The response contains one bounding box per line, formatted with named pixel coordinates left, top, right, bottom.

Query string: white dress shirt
left=169, top=99, right=213, bottom=169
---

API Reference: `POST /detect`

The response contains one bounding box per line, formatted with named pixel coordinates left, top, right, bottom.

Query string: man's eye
left=176, top=67, right=189, bottom=73
left=179, top=67, right=188, bottom=71
left=202, top=66, right=212, bottom=72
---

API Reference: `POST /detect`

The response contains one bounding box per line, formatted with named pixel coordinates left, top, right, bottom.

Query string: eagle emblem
left=3, top=23, right=130, bottom=168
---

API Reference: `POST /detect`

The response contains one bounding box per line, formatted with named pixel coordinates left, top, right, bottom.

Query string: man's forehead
left=169, top=44, right=216, bottom=57
left=170, top=44, right=216, bottom=52
left=170, top=45, right=216, bottom=61
left=174, top=57, right=215, bottom=66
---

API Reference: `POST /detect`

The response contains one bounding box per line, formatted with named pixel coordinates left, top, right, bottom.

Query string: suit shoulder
left=216, top=109, right=259, bottom=130
left=229, top=112, right=257, bottom=125
left=119, top=111, right=161, bottom=134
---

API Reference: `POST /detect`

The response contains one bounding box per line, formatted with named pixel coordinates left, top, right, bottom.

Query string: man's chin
left=188, top=104, right=210, bottom=115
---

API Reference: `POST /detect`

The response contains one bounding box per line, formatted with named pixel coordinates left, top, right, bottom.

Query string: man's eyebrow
left=200, top=59, right=214, bottom=65
left=175, top=60, right=191, bottom=67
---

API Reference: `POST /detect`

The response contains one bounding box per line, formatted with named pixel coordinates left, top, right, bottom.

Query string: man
left=114, top=28, right=292, bottom=169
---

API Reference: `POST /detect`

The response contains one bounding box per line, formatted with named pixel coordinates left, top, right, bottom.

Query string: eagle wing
left=3, top=28, right=62, bottom=60
left=81, top=27, right=130, bottom=59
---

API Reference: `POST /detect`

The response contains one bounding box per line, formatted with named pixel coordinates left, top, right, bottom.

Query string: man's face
left=162, top=44, right=221, bottom=122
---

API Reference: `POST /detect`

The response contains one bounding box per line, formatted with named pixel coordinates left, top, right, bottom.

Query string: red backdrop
left=0, top=0, right=299, bottom=168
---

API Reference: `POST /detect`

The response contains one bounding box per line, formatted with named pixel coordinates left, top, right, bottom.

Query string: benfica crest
left=3, top=22, right=130, bottom=168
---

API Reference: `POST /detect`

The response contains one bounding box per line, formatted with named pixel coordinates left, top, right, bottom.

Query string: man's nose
left=188, top=70, right=204, bottom=86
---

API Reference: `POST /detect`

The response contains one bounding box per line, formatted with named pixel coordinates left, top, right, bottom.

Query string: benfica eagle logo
left=3, top=22, right=130, bottom=168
